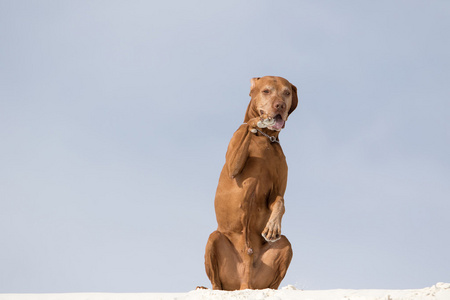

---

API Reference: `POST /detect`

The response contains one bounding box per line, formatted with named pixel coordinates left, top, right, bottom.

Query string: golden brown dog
left=204, top=76, right=298, bottom=290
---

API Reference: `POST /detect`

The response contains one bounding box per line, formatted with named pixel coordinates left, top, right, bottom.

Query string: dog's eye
left=284, top=91, right=291, bottom=96
left=262, top=89, right=270, bottom=94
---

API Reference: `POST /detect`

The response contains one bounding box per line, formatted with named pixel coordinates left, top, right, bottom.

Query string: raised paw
left=257, top=114, right=276, bottom=128
left=262, top=220, right=282, bottom=242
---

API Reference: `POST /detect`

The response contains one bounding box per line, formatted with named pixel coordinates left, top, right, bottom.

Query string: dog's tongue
left=271, top=117, right=285, bottom=131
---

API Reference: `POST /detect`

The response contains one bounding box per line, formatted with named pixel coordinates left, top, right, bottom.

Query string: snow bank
left=1, top=283, right=449, bottom=300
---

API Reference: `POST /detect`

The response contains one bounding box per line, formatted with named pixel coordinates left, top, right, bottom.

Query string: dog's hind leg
left=252, top=235, right=293, bottom=289
left=205, top=231, right=242, bottom=290
left=205, top=231, right=223, bottom=290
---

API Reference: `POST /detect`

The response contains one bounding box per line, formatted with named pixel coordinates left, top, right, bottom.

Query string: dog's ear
left=288, top=83, right=298, bottom=115
left=245, top=77, right=261, bottom=122
left=249, top=77, right=261, bottom=96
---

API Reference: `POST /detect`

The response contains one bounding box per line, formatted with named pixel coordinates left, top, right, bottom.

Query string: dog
left=204, top=76, right=298, bottom=290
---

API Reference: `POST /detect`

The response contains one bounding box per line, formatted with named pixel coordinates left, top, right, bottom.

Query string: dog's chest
left=249, top=136, right=286, bottom=169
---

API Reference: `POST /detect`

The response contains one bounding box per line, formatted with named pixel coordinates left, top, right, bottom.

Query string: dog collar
left=254, top=128, right=280, bottom=144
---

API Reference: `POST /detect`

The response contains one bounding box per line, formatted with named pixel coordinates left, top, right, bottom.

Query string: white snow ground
left=1, top=283, right=449, bottom=300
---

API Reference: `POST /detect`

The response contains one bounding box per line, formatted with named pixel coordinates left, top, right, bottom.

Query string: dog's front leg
left=262, top=196, right=285, bottom=242
left=225, top=117, right=261, bottom=178
left=225, top=124, right=252, bottom=178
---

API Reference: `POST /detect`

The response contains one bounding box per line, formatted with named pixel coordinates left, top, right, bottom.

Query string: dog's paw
left=262, top=221, right=282, bottom=242
left=247, top=117, right=262, bottom=132
left=257, top=115, right=276, bottom=129
left=257, top=120, right=266, bottom=128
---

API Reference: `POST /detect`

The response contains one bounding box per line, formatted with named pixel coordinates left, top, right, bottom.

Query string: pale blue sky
left=1, top=0, right=449, bottom=293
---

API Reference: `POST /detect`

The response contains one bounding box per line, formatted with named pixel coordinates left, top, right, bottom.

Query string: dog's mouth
left=270, top=114, right=285, bottom=131
left=259, top=110, right=285, bottom=131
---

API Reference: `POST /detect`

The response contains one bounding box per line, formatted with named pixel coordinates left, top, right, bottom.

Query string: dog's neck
left=255, top=127, right=281, bottom=142
left=243, top=100, right=259, bottom=123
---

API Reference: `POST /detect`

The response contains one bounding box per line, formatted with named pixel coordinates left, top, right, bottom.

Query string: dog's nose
left=274, top=101, right=286, bottom=111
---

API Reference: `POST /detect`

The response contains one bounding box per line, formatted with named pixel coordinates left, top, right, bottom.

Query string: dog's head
left=244, top=76, right=298, bottom=131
